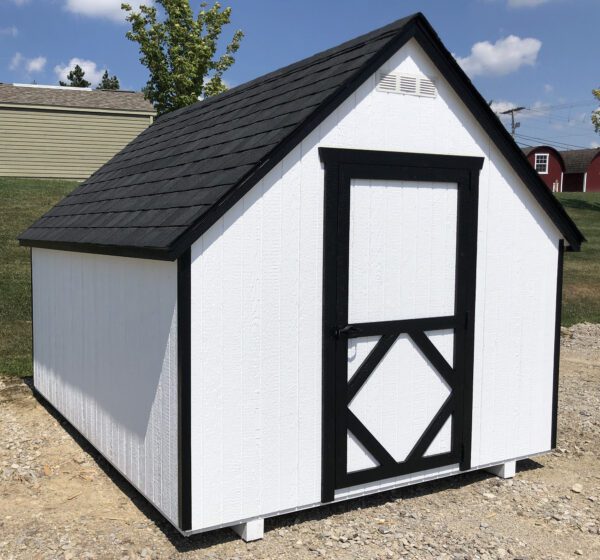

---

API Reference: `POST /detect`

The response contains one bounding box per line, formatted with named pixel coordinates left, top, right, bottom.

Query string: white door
left=320, top=148, right=482, bottom=501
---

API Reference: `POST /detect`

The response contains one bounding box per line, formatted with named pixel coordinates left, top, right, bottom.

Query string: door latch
left=334, top=325, right=361, bottom=338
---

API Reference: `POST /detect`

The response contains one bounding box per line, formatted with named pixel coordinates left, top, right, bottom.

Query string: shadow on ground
left=25, top=377, right=543, bottom=553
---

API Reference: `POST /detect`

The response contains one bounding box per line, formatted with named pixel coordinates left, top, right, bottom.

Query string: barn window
left=535, top=153, right=549, bottom=174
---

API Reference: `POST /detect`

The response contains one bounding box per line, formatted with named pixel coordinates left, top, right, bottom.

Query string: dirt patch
left=1, top=325, right=599, bottom=559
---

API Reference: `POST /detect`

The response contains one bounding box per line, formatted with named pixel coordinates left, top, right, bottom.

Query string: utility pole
left=499, top=106, right=526, bottom=138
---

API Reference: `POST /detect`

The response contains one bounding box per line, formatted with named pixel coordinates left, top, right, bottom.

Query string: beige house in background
left=0, top=83, right=155, bottom=180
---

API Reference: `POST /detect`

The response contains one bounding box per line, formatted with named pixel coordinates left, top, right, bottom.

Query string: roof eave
left=19, top=238, right=176, bottom=261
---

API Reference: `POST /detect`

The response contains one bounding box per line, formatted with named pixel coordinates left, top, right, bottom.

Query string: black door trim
left=320, top=148, right=482, bottom=503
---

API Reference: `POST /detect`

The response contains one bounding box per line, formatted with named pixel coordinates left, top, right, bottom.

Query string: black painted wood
left=177, top=249, right=192, bottom=531
left=551, top=239, right=565, bottom=449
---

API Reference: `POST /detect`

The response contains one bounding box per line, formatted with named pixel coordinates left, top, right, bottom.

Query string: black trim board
left=19, top=13, right=583, bottom=259
left=551, top=239, right=564, bottom=449
left=320, top=148, right=481, bottom=502
left=177, top=249, right=192, bottom=531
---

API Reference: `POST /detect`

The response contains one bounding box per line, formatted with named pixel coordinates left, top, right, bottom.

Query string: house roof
left=19, top=13, right=584, bottom=259
left=560, top=148, right=600, bottom=174
left=0, top=83, right=154, bottom=113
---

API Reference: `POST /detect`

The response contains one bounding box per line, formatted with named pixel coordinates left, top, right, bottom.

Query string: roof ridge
left=155, top=14, right=418, bottom=125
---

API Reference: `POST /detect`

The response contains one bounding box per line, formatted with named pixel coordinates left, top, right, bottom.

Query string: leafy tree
left=593, top=88, right=600, bottom=133
left=97, top=70, right=120, bottom=90
left=59, top=64, right=91, bottom=88
left=121, top=0, right=243, bottom=115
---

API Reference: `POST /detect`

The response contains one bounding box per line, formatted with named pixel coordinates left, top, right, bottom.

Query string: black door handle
left=335, top=325, right=361, bottom=338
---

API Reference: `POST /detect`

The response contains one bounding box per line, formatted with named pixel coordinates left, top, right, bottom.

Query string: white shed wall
left=189, top=39, right=561, bottom=531
left=32, top=248, right=179, bottom=525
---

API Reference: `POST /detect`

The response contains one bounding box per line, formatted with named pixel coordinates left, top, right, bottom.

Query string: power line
left=514, top=133, right=592, bottom=150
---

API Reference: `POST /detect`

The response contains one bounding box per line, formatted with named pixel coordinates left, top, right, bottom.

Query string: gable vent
left=399, top=74, right=417, bottom=95
left=376, top=72, right=437, bottom=99
left=377, top=73, right=397, bottom=92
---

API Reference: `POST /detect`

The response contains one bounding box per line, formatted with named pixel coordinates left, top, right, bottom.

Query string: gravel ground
left=1, top=324, right=599, bottom=560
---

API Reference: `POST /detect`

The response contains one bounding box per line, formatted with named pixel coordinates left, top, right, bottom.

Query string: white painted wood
left=347, top=431, right=379, bottom=472
left=231, top=518, right=264, bottom=542
left=486, top=460, right=516, bottom=479
left=425, top=329, right=454, bottom=367
left=349, top=334, right=450, bottom=462
left=424, top=416, right=452, bottom=457
left=31, top=248, right=179, bottom=525
left=347, top=336, right=379, bottom=380
left=348, top=179, right=457, bottom=323
left=188, top=38, right=562, bottom=532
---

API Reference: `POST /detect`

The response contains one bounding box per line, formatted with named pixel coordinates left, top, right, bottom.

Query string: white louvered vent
left=376, top=72, right=437, bottom=99
left=399, top=74, right=417, bottom=95
left=418, top=78, right=437, bottom=98
left=377, top=73, right=397, bottom=92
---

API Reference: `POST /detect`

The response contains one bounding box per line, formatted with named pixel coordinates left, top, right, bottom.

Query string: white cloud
left=26, top=56, right=46, bottom=73
left=508, top=0, right=552, bottom=7
left=490, top=100, right=517, bottom=114
left=54, top=58, right=105, bottom=85
left=0, top=26, right=18, bottom=37
left=455, top=35, right=542, bottom=77
left=591, top=141, right=600, bottom=149
left=9, top=0, right=30, bottom=5
left=9, top=52, right=46, bottom=74
left=9, top=52, right=24, bottom=71
left=544, top=84, right=554, bottom=93
left=64, top=0, right=150, bottom=23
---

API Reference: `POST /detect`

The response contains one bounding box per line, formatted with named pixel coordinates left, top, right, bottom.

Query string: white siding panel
left=189, top=38, right=561, bottom=531
left=348, top=179, right=457, bottom=322
left=32, top=249, right=178, bottom=525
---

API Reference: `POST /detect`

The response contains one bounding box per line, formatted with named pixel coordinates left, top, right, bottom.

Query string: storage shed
left=0, top=83, right=155, bottom=179
left=19, top=13, right=584, bottom=541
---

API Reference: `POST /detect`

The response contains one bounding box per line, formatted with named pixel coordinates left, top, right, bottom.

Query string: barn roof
left=19, top=13, right=584, bottom=259
left=0, top=83, right=154, bottom=114
left=560, top=148, right=600, bottom=174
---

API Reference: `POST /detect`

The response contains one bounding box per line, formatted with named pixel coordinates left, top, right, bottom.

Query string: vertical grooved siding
left=32, top=248, right=179, bottom=524
left=188, top=38, right=561, bottom=532
left=0, top=107, right=152, bottom=179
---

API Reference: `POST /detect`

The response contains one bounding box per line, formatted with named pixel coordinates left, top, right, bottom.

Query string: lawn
left=0, top=177, right=77, bottom=376
left=0, top=179, right=597, bottom=376
left=557, top=192, right=600, bottom=326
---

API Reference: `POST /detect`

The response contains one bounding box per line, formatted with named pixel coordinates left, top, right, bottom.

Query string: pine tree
left=97, top=70, right=120, bottom=90
left=59, top=64, right=91, bottom=88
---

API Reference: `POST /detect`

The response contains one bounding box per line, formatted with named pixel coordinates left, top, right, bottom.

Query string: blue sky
left=1, top=0, right=599, bottom=149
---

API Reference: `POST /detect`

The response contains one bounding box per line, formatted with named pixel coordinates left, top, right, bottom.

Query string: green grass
left=0, top=177, right=77, bottom=376
left=0, top=180, right=597, bottom=376
left=557, top=193, right=600, bottom=327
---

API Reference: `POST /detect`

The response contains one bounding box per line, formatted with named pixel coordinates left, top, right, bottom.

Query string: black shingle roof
left=19, top=13, right=584, bottom=257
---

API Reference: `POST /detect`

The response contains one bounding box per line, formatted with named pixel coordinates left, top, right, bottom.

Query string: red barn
left=587, top=151, right=600, bottom=192
left=523, top=146, right=564, bottom=192
left=561, top=148, right=600, bottom=192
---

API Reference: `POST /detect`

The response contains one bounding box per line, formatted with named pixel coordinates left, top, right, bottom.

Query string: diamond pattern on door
left=349, top=334, right=451, bottom=462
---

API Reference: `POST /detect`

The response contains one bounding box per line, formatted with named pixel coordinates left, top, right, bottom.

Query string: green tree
left=593, top=88, right=600, bottom=133
left=59, top=64, right=91, bottom=88
left=97, top=70, right=120, bottom=90
left=121, top=0, right=243, bottom=115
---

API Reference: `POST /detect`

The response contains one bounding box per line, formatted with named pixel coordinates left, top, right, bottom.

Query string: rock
left=571, top=484, right=583, bottom=493
left=483, top=493, right=496, bottom=500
